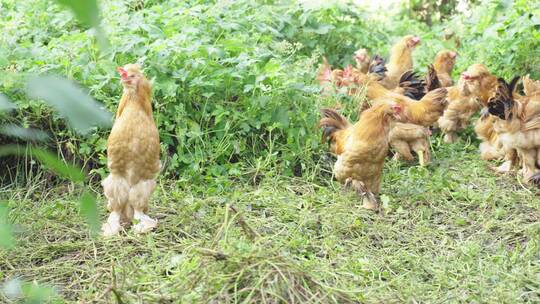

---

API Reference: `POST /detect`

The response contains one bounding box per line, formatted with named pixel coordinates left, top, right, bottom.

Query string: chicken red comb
left=449, top=51, right=457, bottom=58
left=117, top=67, right=127, bottom=76
left=461, top=73, right=471, bottom=80
left=391, top=104, right=402, bottom=113
left=412, top=36, right=421, bottom=44
left=322, top=68, right=331, bottom=81
left=343, top=65, right=353, bottom=78
left=117, top=67, right=129, bottom=81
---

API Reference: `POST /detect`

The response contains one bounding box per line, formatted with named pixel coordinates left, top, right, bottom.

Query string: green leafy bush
left=1, top=0, right=539, bottom=185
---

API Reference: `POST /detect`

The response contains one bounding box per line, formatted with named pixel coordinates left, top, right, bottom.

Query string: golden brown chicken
left=353, top=48, right=371, bottom=74
left=316, top=62, right=372, bottom=112
left=101, top=64, right=161, bottom=236
left=318, top=64, right=446, bottom=168
left=366, top=80, right=448, bottom=127
left=387, top=66, right=441, bottom=166
left=439, top=63, right=498, bottom=143
left=389, top=122, right=431, bottom=166
left=319, top=102, right=402, bottom=209
left=317, top=49, right=371, bottom=95
left=380, top=35, right=421, bottom=89
left=334, top=66, right=447, bottom=127
left=317, top=58, right=447, bottom=137
left=433, top=50, right=457, bottom=87
left=474, top=109, right=505, bottom=161
left=474, top=75, right=540, bottom=171
left=523, top=75, right=540, bottom=97
left=475, top=109, right=518, bottom=174
left=460, top=64, right=498, bottom=104
left=487, top=76, right=540, bottom=184
left=316, top=57, right=339, bottom=95
left=329, top=64, right=449, bottom=129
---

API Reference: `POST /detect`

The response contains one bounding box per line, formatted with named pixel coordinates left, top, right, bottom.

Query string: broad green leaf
left=26, top=76, right=112, bottom=135
left=79, top=191, right=100, bottom=235
left=271, top=106, right=289, bottom=128
left=222, top=39, right=244, bottom=53
left=0, top=203, right=15, bottom=249
left=31, top=148, right=85, bottom=182
left=0, top=124, right=50, bottom=141
left=3, top=279, right=22, bottom=299
left=54, top=0, right=109, bottom=49
left=263, top=59, right=281, bottom=75
left=0, top=93, right=15, bottom=112
left=0, top=145, right=85, bottom=182
left=54, top=0, right=100, bottom=28
left=3, top=279, right=58, bottom=304
left=305, top=24, right=334, bottom=35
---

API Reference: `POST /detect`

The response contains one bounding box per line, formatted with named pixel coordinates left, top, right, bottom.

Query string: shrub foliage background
left=0, top=0, right=539, bottom=185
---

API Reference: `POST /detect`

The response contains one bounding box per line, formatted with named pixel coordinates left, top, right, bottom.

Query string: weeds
left=2, top=134, right=540, bottom=302
left=2, top=0, right=540, bottom=303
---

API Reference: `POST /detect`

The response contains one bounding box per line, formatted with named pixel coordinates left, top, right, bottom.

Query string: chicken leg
left=345, top=178, right=378, bottom=210
left=129, top=179, right=158, bottom=233
left=101, top=174, right=130, bottom=236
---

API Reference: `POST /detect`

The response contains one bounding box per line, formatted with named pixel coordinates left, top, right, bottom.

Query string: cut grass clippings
left=1, top=137, right=540, bottom=303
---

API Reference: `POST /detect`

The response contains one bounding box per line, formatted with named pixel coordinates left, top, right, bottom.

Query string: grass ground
left=1, top=133, right=540, bottom=303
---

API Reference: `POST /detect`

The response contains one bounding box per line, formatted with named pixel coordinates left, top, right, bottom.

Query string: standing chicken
left=387, top=65, right=442, bottom=166
left=389, top=122, right=431, bottom=166
left=477, top=75, right=540, bottom=171
left=379, top=35, right=421, bottom=89
left=523, top=75, right=540, bottom=97
left=439, top=64, right=498, bottom=143
left=486, top=76, right=540, bottom=184
left=474, top=109, right=505, bottom=161
left=101, top=64, right=161, bottom=236
left=319, top=102, right=402, bottom=210
left=433, top=50, right=457, bottom=87
left=353, top=48, right=371, bottom=74
left=316, top=48, right=371, bottom=95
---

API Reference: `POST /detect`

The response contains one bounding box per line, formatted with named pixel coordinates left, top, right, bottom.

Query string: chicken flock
left=317, top=35, right=540, bottom=210
left=101, top=35, right=540, bottom=236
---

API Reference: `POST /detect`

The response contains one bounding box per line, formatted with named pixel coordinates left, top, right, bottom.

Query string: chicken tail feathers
left=487, top=77, right=520, bottom=120
left=528, top=171, right=540, bottom=186
left=319, top=108, right=350, bottom=144
left=398, top=70, right=426, bottom=100
left=419, top=87, right=448, bottom=105
left=509, top=75, right=521, bottom=96
left=368, top=54, right=387, bottom=79
left=425, top=64, right=441, bottom=92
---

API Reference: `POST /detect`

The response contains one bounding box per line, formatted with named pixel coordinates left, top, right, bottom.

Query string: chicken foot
left=412, top=140, right=430, bottom=167
left=129, top=179, right=158, bottom=233
left=101, top=174, right=130, bottom=236
left=344, top=178, right=378, bottom=210
left=519, top=149, right=539, bottom=184
left=417, top=150, right=426, bottom=166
